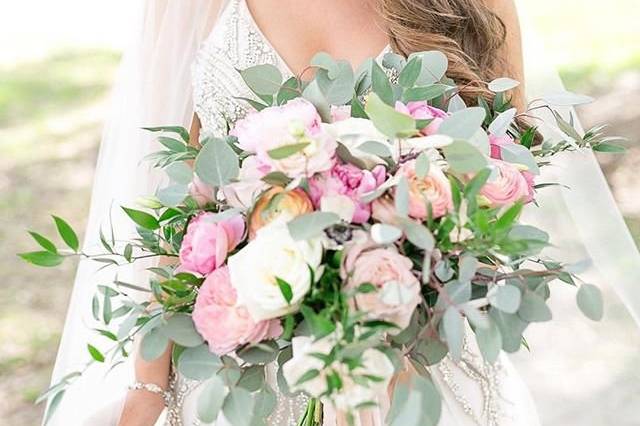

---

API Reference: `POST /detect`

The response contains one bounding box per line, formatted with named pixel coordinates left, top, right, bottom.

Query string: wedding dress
left=163, top=1, right=540, bottom=424
left=46, top=0, right=640, bottom=425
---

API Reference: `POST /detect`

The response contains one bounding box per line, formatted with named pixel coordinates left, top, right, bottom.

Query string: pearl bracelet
left=128, top=382, right=173, bottom=407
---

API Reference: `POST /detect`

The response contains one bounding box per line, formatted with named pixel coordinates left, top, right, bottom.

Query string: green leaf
left=310, top=52, right=339, bottom=78
left=87, top=344, right=105, bottom=363
left=28, top=231, right=57, bottom=253
left=143, top=126, right=190, bottom=143
left=141, top=326, right=170, bottom=361
left=398, top=56, right=422, bottom=88
left=463, top=168, right=491, bottom=201
left=237, top=341, right=279, bottom=365
left=576, top=284, right=604, bottom=321
left=593, top=143, right=626, bottom=153
left=402, top=84, right=450, bottom=102
left=438, top=107, right=486, bottom=140
left=302, top=79, right=331, bottom=122
left=442, top=140, right=488, bottom=173
left=162, top=314, right=204, bottom=347
left=254, top=385, right=277, bottom=417
left=122, top=207, right=160, bottom=230
left=294, top=368, right=320, bottom=385
left=458, top=255, right=478, bottom=282
left=178, top=344, right=222, bottom=381
left=371, top=61, right=394, bottom=105
left=276, top=277, right=293, bottom=304
left=237, top=365, right=265, bottom=392
left=413, top=339, right=448, bottom=366
left=158, top=136, right=187, bottom=152
left=371, top=223, right=403, bottom=245
left=518, top=292, right=552, bottom=322
left=475, top=319, right=502, bottom=363
left=543, top=91, right=594, bottom=106
left=261, top=171, right=293, bottom=187
left=365, top=93, right=416, bottom=138
left=222, top=387, right=255, bottom=426
left=488, top=107, right=517, bottom=136
left=18, top=251, right=64, bottom=267
left=415, top=152, right=430, bottom=178
left=488, top=285, right=522, bottom=314
left=197, top=375, right=226, bottom=423
left=399, top=219, right=435, bottom=251
left=358, top=140, right=393, bottom=158
left=239, top=64, right=283, bottom=96
left=413, top=51, right=448, bottom=85
left=287, top=212, right=340, bottom=240
left=442, top=307, right=464, bottom=360
left=488, top=77, right=520, bottom=93
left=395, top=176, right=410, bottom=218
left=165, top=161, right=193, bottom=184
left=316, top=62, right=356, bottom=105
left=43, top=390, right=66, bottom=425
left=490, top=308, right=528, bottom=353
left=335, top=142, right=368, bottom=169
left=157, top=184, right=188, bottom=207
left=195, top=137, right=239, bottom=187
left=52, top=216, right=79, bottom=252
left=495, top=202, right=523, bottom=231
left=500, top=143, right=540, bottom=174
left=267, top=142, right=310, bottom=160
left=276, top=77, right=301, bottom=105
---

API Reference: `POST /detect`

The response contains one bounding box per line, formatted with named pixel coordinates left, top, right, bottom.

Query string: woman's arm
left=118, top=113, right=202, bottom=426
left=485, top=0, right=526, bottom=111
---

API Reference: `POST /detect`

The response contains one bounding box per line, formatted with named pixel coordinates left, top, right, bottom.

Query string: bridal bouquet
left=22, top=51, right=623, bottom=425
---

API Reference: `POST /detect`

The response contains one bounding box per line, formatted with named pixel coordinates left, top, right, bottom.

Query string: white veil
left=46, top=1, right=640, bottom=424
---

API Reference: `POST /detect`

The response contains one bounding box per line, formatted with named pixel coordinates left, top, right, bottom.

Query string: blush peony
left=309, top=163, right=386, bottom=224
left=192, top=266, right=282, bottom=356
left=179, top=212, right=245, bottom=276
left=231, top=98, right=336, bottom=178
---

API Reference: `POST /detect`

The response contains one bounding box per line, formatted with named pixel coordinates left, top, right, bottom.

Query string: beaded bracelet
left=128, top=382, right=173, bottom=407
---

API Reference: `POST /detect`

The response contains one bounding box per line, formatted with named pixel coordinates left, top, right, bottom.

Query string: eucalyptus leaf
left=310, top=52, right=339, bottom=78
left=402, top=84, right=451, bottom=102
left=239, top=64, right=283, bottom=96
left=178, top=344, right=222, bottom=381
left=163, top=313, right=204, bottom=347
left=442, top=140, right=488, bottom=173
left=287, top=212, right=340, bottom=240
left=254, top=385, right=277, bottom=417
left=399, top=219, right=435, bottom=251
left=358, top=140, right=393, bottom=158
left=197, top=375, right=226, bottom=423
left=488, top=77, right=520, bottom=93
left=442, top=307, right=464, bottom=360
left=237, top=365, right=266, bottom=392
left=365, top=93, right=416, bottom=138
left=488, top=284, right=522, bottom=314
left=576, top=284, right=604, bottom=321
left=394, top=176, right=410, bottom=218
left=222, top=387, right=255, bottom=426
left=141, top=326, right=170, bottom=361
left=316, top=62, right=355, bottom=105
left=412, top=51, right=448, bottom=85
left=415, top=152, right=431, bottom=178
left=447, top=94, right=466, bottom=113
left=518, top=292, right=552, bottom=322
left=165, top=161, right=193, bottom=184
left=489, top=308, right=528, bottom=353
left=398, top=56, right=422, bottom=88
left=438, top=107, right=486, bottom=140
left=500, top=143, right=540, bottom=174
left=237, top=341, right=279, bottom=365
left=302, top=79, right=331, bottom=122
left=195, top=137, right=239, bottom=187
left=370, top=223, right=403, bottom=245
left=475, top=319, right=502, bottom=363
left=488, top=108, right=517, bottom=137
left=157, top=184, right=188, bottom=207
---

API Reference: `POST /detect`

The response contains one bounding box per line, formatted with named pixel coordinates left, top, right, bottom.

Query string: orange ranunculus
left=248, top=187, right=313, bottom=238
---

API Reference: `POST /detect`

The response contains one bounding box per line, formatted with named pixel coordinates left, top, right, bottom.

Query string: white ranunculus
left=227, top=221, right=323, bottom=321
left=323, top=118, right=390, bottom=168
left=282, top=332, right=395, bottom=411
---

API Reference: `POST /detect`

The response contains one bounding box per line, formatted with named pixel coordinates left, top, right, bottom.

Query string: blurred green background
left=0, top=0, right=638, bottom=424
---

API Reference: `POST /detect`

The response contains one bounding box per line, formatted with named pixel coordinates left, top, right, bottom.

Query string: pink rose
left=193, top=266, right=282, bottom=355
left=231, top=98, right=336, bottom=178
left=521, top=170, right=536, bottom=203
left=179, top=212, right=245, bottom=276
left=309, top=163, right=386, bottom=223
left=480, top=159, right=531, bottom=207
left=343, top=244, right=421, bottom=332
left=489, top=134, right=515, bottom=160
left=395, top=101, right=448, bottom=136
left=188, top=175, right=215, bottom=207
left=396, top=160, right=453, bottom=220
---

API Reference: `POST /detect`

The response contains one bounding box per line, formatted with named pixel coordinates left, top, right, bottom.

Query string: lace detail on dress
left=191, top=0, right=291, bottom=137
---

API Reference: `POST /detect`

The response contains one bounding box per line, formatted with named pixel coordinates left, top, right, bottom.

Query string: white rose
left=227, top=221, right=323, bottom=321
left=324, top=118, right=390, bottom=168
left=283, top=331, right=395, bottom=411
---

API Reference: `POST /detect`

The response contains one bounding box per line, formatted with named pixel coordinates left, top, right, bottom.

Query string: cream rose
left=227, top=221, right=323, bottom=321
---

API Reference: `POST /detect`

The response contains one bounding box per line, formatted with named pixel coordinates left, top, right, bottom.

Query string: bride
left=45, top=0, right=640, bottom=425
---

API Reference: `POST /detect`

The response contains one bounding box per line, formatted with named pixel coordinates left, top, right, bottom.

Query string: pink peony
left=395, top=101, right=448, bottom=136
left=480, top=159, right=531, bottom=207
left=521, top=170, right=536, bottom=203
left=193, top=266, right=282, bottom=355
left=396, top=160, right=453, bottom=220
left=309, top=163, right=386, bottom=223
left=179, top=212, right=245, bottom=276
left=489, top=134, right=515, bottom=160
left=231, top=98, right=336, bottom=178
left=342, top=244, right=421, bottom=332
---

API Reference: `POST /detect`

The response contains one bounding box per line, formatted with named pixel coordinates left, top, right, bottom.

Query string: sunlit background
left=1, top=0, right=639, bottom=424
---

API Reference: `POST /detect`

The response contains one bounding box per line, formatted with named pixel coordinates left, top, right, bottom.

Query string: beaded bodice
left=185, top=1, right=519, bottom=425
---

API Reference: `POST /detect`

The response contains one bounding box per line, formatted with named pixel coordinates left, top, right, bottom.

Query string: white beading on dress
left=176, top=1, right=543, bottom=425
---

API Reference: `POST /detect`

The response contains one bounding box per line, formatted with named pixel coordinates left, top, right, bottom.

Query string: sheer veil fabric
left=46, top=0, right=640, bottom=425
